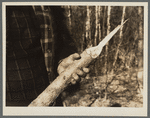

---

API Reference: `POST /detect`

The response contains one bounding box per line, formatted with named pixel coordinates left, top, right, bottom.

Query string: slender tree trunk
left=98, top=6, right=102, bottom=74
left=81, top=33, right=85, bottom=52
left=106, top=6, right=111, bottom=71
left=68, top=5, right=72, bottom=27
left=119, top=6, right=126, bottom=39
left=104, top=6, right=111, bottom=99
left=102, top=6, right=107, bottom=40
left=81, top=8, right=86, bottom=53
left=98, top=6, right=102, bottom=42
left=86, top=6, right=91, bottom=48
left=112, top=6, right=126, bottom=71
left=138, top=6, right=143, bottom=68
left=94, top=6, right=99, bottom=76
left=101, top=6, right=107, bottom=75
left=94, top=6, right=98, bottom=46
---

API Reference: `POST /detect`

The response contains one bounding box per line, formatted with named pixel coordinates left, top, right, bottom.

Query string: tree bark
left=137, top=6, right=143, bottom=67
left=104, top=6, right=111, bottom=99
left=112, top=6, right=126, bottom=70
left=98, top=6, right=102, bottom=42
left=94, top=6, right=98, bottom=46
left=105, top=6, right=111, bottom=71
left=28, top=49, right=94, bottom=107
left=98, top=6, right=102, bottom=74
left=68, top=5, right=72, bottom=27
left=94, top=6, right=99, bottom=76
left=86, top=6, right=91, bottom=48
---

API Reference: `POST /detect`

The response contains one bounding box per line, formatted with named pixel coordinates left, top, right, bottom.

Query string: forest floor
left=62, top=67, right=143, bottom=107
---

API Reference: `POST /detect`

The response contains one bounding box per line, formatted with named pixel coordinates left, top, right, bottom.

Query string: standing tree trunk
left=94, top=6, right=98, bottom=46
left=86, top=6, right=91, bottom=48
left=106, top=6, right=111, bottom=71
left=111, top=6, right=126, bottom=72
left=68, top=5, right=72, bottom=28
left=137, top=6, right=143, bottom=68
left=94, top=6, right=99, bottom=76
left=119, top=6, right=126, bottom=39
left=102, top=6, right=107, bottom=41
left=81, top=7, right=86, bottom=53
left=98, top=6, right=102, bottom=74
left=81, top=33, right=85, bottom=52
left=98, top=6, right=102, bottom=42
left=104, top=6, right=111, bottom=99
left=101, top=6, right=107, bottom=75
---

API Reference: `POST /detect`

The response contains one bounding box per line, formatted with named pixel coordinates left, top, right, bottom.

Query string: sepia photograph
left=2, top=2, right=148, bottom=116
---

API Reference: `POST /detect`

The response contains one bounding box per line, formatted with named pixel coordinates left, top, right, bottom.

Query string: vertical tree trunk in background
left=98, top=6, right=102, bottom=42
left=119, top=6, right=126, bottom=39
left=98, top=6, right=102, bottom=75
left=85, top=6, right=91, bottom=78
left=106, top=6, right=111, bottom=71
left=81, top=7, right=86, bottom=53
left=138, top=6, right=143, bottom=68
left=111, top=6, right=126, bottom=72
left=107, top=6, right=111, bottom=35
left=94, top=6, right=99, bottom=76
left=81, top=33, right=84, bottom=52
left=102, top=6, right=107, bottom=75
left=94, top=6, right=98, bottom=46
left=102, top=6, right=107, bottom=40
left=68, top=5, right=72, bottom=27
left=104, top=6, right=111, bottom=99
left=86, top=6, right=91, bottom=48
left=62, top=5, right=143, bottom=78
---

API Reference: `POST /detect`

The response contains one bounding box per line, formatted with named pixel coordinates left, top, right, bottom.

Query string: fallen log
left=28, top=20, right=128, bottom=107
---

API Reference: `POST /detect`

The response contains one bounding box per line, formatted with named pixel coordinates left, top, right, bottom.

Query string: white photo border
left=2, top=2, right=148, bottom=116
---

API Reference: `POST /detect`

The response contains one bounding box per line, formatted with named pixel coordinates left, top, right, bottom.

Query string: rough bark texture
left=28, top=50, right=93, bottom=107
left=137, top=6, right=143, bottom=67
left=86, top=6, right=91, bottom=48
left=94, top=6, right=98, bottom=76
left=104, top=6, right=111, bottom=99
left=112, top=6, right=126, bottom=71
